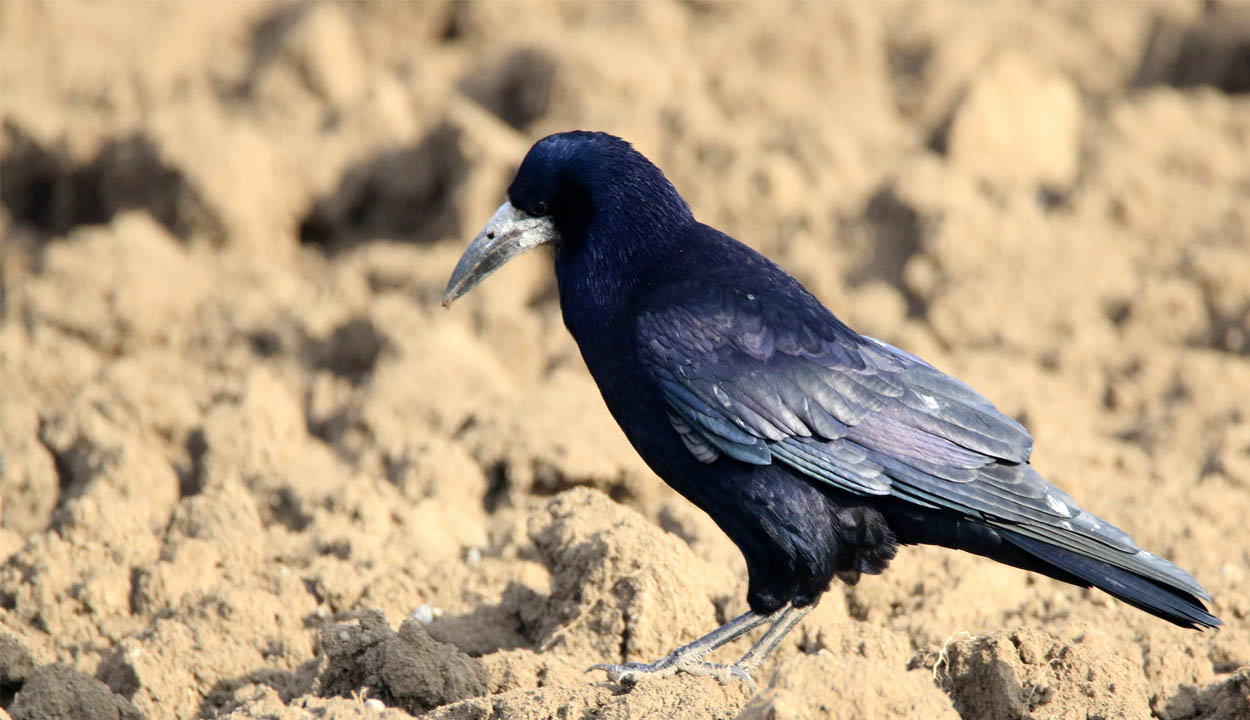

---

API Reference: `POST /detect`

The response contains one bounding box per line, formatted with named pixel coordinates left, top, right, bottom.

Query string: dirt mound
left=935, top=628, right=1151, bottom=720
left=319, top=610, right=488, bottom=714
left=2, top=2, right=1249, bottom=719
left=9, top=663, right=141, bottom=720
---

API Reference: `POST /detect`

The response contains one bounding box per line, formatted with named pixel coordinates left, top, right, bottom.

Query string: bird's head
left=443, top=131, right=690, bottom=307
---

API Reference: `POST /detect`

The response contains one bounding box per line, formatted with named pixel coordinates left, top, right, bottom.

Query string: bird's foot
left=588, top=659, right=756, bottom=692
left=684, top=661, right=757, bottom=692
left=588, top=661, right=678, bottom=685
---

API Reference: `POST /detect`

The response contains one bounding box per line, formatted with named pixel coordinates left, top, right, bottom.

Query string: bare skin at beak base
left=443, top=201, right=558, bottom=307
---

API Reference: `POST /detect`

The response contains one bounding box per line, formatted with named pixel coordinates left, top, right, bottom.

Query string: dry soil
left=2, top=2, right=1249, bottom=719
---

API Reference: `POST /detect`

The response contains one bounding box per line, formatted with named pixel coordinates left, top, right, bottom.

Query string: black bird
left=443, top=131, right=1220, bottom=685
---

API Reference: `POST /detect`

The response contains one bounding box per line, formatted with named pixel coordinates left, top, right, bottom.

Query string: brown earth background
left=2, top=2, right=1250, bottom=719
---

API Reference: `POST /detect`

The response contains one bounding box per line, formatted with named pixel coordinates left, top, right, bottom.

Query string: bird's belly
left=619, top=415, right=849, bottom=611
left=584, top=351, right=887, bottom=612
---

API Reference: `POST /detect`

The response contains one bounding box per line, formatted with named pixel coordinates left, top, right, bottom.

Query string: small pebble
left=365, top=698, right=386, bottom=712
left=411, top=604, right=435, bottom=624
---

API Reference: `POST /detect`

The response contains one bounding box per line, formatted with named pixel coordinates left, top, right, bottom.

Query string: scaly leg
left=588, top=609, right=775, bottom=686
left=733, top=604, right=812, bottom=674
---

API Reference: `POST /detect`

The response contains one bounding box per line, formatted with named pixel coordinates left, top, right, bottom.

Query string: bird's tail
left=998, top=529, right=1221, bottom=630
left=882, top=503, right=1221, bottom=629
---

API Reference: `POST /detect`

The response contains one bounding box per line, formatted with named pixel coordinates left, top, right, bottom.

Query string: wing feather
left=637, top=281, right=1158, bottom=579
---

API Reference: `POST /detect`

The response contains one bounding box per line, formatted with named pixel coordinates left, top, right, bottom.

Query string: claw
left=729, top=664, right=757, bottom=694
left=586, top=662, right=624, bottom=682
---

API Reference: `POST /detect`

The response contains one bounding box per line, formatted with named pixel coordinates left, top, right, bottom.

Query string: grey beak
left=443, top=201, right=559, bottom=307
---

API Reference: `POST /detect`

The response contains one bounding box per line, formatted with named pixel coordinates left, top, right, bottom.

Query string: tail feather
left=1000, top=529, right=1221, bottom=630
left=877, top=501, right=1220, bottom=629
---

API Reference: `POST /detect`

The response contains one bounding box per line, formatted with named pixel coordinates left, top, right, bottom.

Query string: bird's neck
left=555, top=210, right=692, bottom=345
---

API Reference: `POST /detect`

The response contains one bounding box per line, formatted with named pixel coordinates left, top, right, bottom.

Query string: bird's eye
left=533, top=201, right=549, bottom=215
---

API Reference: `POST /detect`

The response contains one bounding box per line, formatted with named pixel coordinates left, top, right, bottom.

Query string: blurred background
left=1, top=2, right=1249, bottom=719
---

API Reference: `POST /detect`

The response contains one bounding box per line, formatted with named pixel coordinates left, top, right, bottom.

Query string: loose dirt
left=2, top=2, right=1248, bottom=719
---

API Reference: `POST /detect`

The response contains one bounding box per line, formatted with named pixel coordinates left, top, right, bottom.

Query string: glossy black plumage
left=450, top=131, right=1220, bottom=636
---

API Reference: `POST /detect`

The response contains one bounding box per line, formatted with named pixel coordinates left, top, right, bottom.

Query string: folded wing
left=637, top=281, right=1215, bottom=617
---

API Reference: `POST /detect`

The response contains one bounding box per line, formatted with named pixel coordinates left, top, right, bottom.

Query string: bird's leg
left=588, top=609, right=775, bottom=686
left=733, top=603, right=812, bottom=674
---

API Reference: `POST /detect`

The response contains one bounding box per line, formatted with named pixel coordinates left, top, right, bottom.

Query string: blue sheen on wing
left=636, top=278, right=1164, bottom=571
